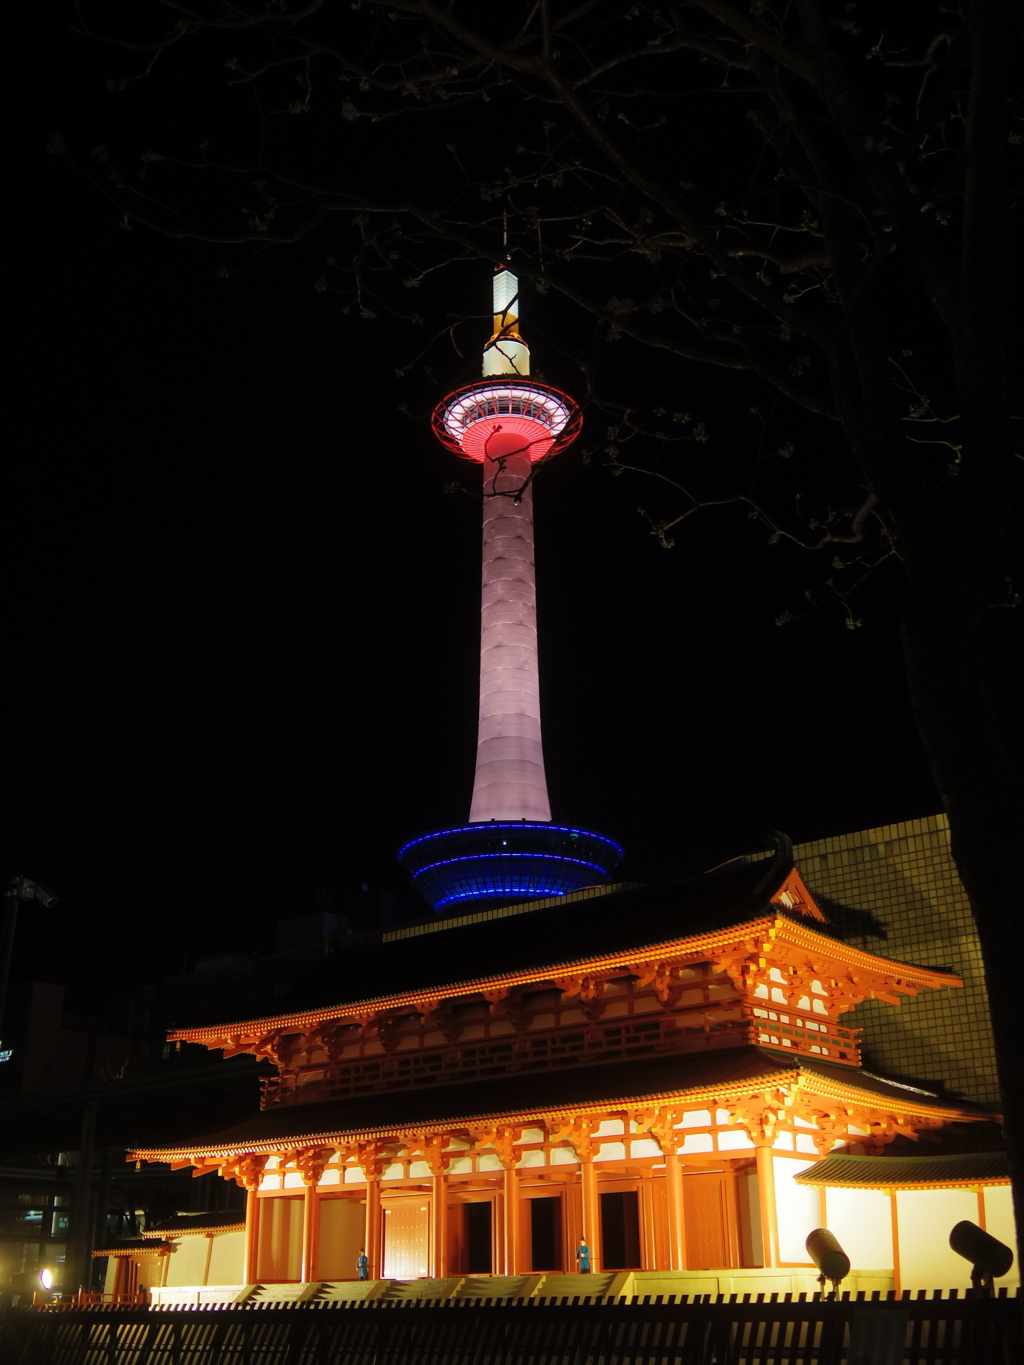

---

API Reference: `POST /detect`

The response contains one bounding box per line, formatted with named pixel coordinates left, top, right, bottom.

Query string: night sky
left=10, top=11, right=950, bottom=1008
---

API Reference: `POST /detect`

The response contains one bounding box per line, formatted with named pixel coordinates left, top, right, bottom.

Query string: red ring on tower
left=432, top=379, right=582, bottom=463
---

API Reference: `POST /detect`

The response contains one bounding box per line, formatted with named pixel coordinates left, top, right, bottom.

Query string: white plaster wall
left=208, top=1232, right=245, bottom=1285
left=981, top=1186, right=1020, bottom=1291
left=773, top=1158, right=818, bottom=1264
left=679, top=1134, right=712, bottom=1155
left=679, top=1111, right=712, bottom=1128
left=823, top=1187, right=893, bottom=1271
left=517, top=1149, right=545, bottom=1168
left=166, top=1238, right=208, bottom=1288
left=717, top=1130, right=754, bottom=1152
left=896, top=1188, right=978, bottom=1293
left=596, top=1142, right=626, bottom=1162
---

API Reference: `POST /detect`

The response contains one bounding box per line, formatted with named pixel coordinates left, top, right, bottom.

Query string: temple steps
left=149, top=1266, right=895, bottom=1310
left=378, top=1277, right=462, bottom=1302
left=452, top=1275, right=540, bottom=1301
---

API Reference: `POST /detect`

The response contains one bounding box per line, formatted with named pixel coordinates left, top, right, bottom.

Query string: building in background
left=0, top=908, right=358, bottom=1297
left=792, top=815, right=998, bottom=1107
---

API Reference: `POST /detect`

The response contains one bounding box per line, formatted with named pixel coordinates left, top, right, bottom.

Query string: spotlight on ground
left=806, top=1228, right=851, bottom=1296
left=949, top=1220, right=1013, bottom=1294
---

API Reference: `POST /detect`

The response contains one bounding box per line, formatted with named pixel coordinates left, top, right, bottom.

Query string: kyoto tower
left=399, top=264, right=622, bottom=912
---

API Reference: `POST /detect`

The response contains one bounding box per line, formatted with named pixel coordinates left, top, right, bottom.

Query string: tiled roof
left=131, top=1046, right=985, bottom=1160
left=91, top=1238, right=153, bottom=1257
left=794, top=1150, right=1010, bottom=1189
left=174, top=835, right=959, bottom=1044
left=143, top=1210, right=246, bottom=1237
left=183, top=846, right=796, bottom=1031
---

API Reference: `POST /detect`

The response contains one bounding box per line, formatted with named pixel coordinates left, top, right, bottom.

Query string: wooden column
left=300, top=1184, right=319, bottom=1283
left=431, top=1170, right=449, bottom=1279
left=650, top=1112, right=684, bottom=1272
left=580, top=1156, right=599, bottom=1272
left=502, top=1164, right=520, bottom=1275
left=664, top=1149, right=686, bottom=1271
left=754, top=1145, right=777, bottom=1268
left=243, top=1188, right=260, bottom=1284
left=295, top=1149, right=331, bottom=1284
left=723, top=1169, right=742, bottom=1270
left=365, top=1176, right=381, bottom=1280
left=639, top=1177, right=658, bottom=1270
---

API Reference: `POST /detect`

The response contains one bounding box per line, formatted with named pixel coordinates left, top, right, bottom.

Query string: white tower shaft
left=469, top=267, right=551, bottom=822
left=470, top=442, right=550, bottom=822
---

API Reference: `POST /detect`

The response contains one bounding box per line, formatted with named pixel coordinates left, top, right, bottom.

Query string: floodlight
left=949, top=1219, right=1014, bottom=1293
left=805, top=1228, right=850, bottom=1295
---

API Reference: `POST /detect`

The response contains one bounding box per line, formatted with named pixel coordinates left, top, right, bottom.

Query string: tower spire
left=483, top=263, right=529, bottom=378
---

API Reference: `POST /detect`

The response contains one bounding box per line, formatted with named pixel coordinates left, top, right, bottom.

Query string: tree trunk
left=902, top=547, right=1024, bottom=1265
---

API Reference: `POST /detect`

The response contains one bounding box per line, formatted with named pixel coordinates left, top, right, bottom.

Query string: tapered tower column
left=399, top=264, right=622, bottom=911
left=472, top=442, right=549, bottom=822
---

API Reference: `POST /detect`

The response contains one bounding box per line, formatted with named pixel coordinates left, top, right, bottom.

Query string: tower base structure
left=398, top=822, right=623, bottom=914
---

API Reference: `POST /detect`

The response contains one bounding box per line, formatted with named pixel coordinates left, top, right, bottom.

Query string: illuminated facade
left=128, top=839, right=1005, bottom=1297
left=398, top=266, right=620, bottom=910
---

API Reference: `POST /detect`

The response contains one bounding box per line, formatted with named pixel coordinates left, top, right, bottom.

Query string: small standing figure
left=356, top=1248, right=369, bottom=1281
left=576, top=1238, right=591, bottom=1274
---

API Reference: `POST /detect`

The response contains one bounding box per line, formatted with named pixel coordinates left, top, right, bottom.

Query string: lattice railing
left=5, top=1288, right=1018, bottom=1365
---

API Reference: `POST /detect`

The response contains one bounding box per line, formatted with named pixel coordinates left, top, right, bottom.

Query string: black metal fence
left=1, top=1290, right=1019, bottom=1365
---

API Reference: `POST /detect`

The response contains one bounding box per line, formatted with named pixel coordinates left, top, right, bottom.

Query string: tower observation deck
left=399, top=266, right=622, bottom=912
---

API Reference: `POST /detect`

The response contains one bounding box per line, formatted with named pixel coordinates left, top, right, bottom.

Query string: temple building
left=125, top=837, right=1009, bottom=1298
left=120, top=269, right=1012, bottom=1301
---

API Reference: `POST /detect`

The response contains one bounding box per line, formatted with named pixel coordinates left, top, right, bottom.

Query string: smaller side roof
left=795, top=1150, right=1010, bottom=1189
left=143, top=1210, right=246, bottom=1237
left=92, top=1238, right=160, bottom=1258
